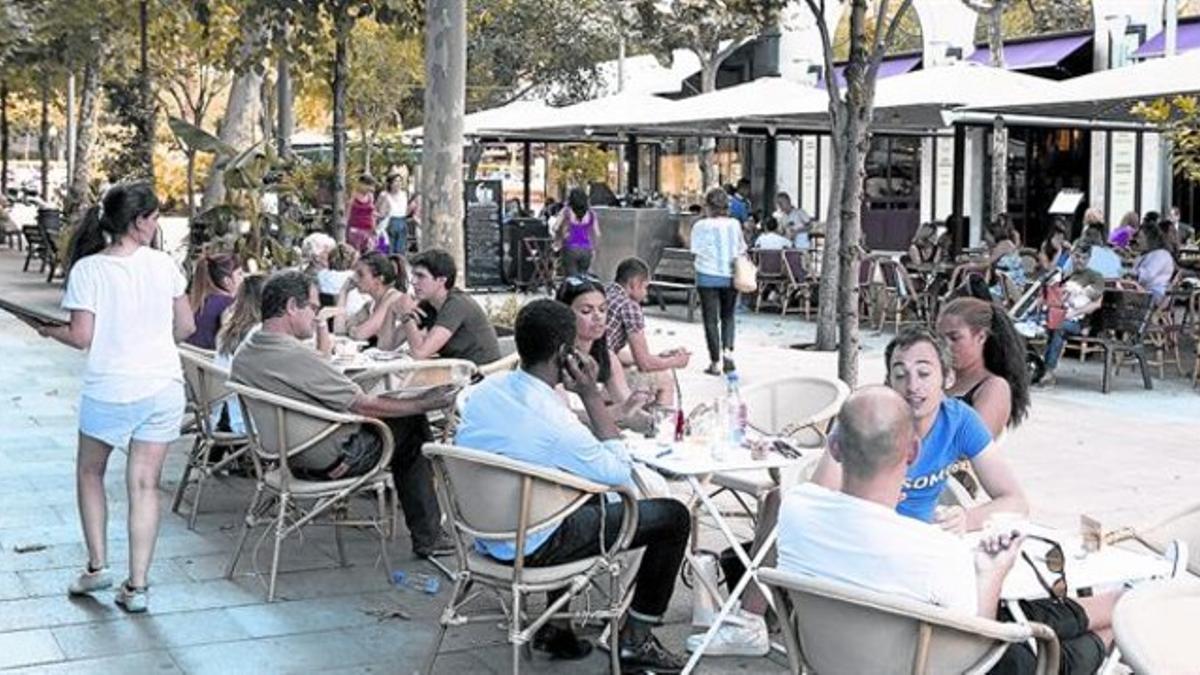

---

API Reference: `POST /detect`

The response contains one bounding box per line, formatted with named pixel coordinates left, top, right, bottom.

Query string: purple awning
left=967, top=34, right=1090, bottom=70
left=821, top=55, right=921, bottom=88
left=1133, top=20, right=1200, bottom=59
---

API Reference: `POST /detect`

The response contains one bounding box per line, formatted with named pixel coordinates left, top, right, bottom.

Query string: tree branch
left=869, top=0, right=915, bottom=86
left=804, top=0, right=844, bottom=115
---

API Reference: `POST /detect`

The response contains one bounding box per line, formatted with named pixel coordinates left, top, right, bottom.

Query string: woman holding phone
left=29, top=182, right=195, bottom=613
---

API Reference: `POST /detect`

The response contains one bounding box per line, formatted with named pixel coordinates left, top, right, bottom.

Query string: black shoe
left=722, top=356, right=736, bottom=373
left=703, top=363, right=721, bottom=376
left=533, top=623, right=593, bottom=661
left=619, top=634, right=686, bottom=674
left=413, top=531, right=455, bottom=559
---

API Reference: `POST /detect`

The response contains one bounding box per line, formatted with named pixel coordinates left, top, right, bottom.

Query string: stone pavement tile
left=0, top=571, right=28, bottom=600
left=0, top=542, right=89, bottom=573
left=0, top=650, right=182, bottom=675
left=18, top=558, right=195, bottom=598
left=0, top=594, right=123, bottom=633
left=222, top=593, right=400, bottom=639
left=50, top=608, right=253, bottom=661
left=168, top=622, right=435, bottom=674
left=0, top=627, right=65, bottom=669
left=0, top=504, right=68, bottom=531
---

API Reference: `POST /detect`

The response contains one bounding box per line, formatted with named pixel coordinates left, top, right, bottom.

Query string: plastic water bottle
left=391, top=570, right=440, bottom=594
left=725, top=372, right=747, bottom=449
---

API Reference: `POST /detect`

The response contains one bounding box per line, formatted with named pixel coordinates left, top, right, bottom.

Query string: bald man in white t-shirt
left=778, top=386, right=1118, bottom=674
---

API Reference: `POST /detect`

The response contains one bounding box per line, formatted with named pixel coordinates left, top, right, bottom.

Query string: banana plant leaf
left=167, top=117, right=237, bottom=158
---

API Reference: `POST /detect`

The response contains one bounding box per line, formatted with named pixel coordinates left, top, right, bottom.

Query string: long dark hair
left=67, top=181, right=160, bottom=268
left=939, top=297, right=1030, bottom=428
left=567, top=188, right=589, bottom=219
left=555, top=275, right=611, bottom=384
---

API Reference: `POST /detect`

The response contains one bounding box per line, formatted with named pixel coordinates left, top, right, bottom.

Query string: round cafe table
left=1112, top=579, right=1200, bottom=673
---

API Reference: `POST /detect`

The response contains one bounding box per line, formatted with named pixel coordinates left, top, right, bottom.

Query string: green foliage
left=347, top=19, right=423, bottom=140
left=627, top=0, right=787, bottom=74
left=1134, top=96, right=1200, bottom=183
left=551, top=144, right=610, bottom=196
left=466, top=0, right=619, bottom=110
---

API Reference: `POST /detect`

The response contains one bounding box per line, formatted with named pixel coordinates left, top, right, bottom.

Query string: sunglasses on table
left=1020, top=534, right=1068, bottom=602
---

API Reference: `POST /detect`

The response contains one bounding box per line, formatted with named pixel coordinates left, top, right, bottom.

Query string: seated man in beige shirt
left=231, top=270, right=458, bottom=558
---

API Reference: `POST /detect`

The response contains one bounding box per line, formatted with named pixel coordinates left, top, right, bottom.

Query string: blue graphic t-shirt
left=897, top=398, right=992, bottom=523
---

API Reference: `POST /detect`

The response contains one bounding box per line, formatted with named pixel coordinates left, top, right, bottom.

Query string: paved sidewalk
left=0, top=244, right=1197, bottom=673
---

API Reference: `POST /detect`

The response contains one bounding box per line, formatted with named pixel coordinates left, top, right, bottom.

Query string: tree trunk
left=331, top=10, right=351, bottom=241
left=201, top=29, right=264, bottom=211
left=814, top=118, right=844, bottom=351
left=421, top=0, right=467, bottom=275
left=66, top=53, right=104, bottom=223
left=276, top=22, right=293, bottom=159
left=1, top=80, right=7, bottom=196
left=185, top=150, right=197, bottom=220
left=987, top=5, right=1007, bottom=224
left=698, top=60, right=719, bottom=190
left=39, top=72, right=49, bottom=202
left=837, top=113, right=872, bottom=387
left=135, top=0, right=155, bottom=179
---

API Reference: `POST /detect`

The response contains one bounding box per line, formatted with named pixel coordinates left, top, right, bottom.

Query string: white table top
left=626, top=436, right=810, bottom=476
left=965, top=523, right=1171, bottom=600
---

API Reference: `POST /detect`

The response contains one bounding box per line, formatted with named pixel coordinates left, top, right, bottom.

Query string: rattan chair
left=173, top=349, right=252, bottom=529
left=1112, top=579, right=1200, bottom=673
left=781, top=249, right=815, bottom=319
left=1105, top=500, right=1200, bottom=577
left=420, top=443, right=638, bottom=675
left=706, top=376, right=850, bottom=525
left=224, top=382, right=397, bottom=601
left=751, top=248, right=787, bottom=313
left=877, top=258, right=925, bottom=333
left=760, top=567, right=1061, bottom=675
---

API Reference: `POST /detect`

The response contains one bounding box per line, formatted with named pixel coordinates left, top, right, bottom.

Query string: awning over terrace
left=966, top=34, right=1091, bottom=71
left=956, top=51, right=1200, bottom=125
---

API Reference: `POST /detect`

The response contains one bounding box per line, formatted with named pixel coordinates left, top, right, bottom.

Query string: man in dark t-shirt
left=395, top=248, right=501, bottom=365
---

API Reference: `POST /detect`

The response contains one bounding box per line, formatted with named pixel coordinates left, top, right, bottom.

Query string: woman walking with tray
left=27, top=182, right=195, bottom=613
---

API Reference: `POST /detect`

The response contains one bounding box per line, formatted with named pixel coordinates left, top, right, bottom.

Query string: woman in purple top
left=555, top=188, right=601, bottom=276
left=1108, top=210, right=1139, bottom=249
left=186, top=251, right=242, bottom=350
left=1133, top=223, right=1177, bottom=304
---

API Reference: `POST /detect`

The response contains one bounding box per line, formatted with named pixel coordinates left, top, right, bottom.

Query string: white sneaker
left=67, top=568, right=113, bottom=596
left=114, top=581, right=149, bottom=613
left=685, top=610, right=769, bottom=657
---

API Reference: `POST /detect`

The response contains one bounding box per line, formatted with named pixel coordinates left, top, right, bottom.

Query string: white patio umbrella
left=403, top=99, right=553, bottom=139
left=956, top=51, right=1200, bottom=124
left=868, top=62, right=1052, bottom=129
left=485, top=91, right=683, bottom=136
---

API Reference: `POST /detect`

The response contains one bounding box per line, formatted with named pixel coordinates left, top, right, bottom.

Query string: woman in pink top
left=555, top=188, right=601, bottom=276
left=346, top=174, right=379, bottom=253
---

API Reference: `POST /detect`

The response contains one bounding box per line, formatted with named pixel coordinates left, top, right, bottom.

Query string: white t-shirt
left=689, top=216, right=746, bottom=278
left=380, top=190, right=408, bottom=219
left=753, top=232, right=792, bottom=250
left=776, top=207, right=812, bottom=249
left=777, top=483, right=978, bottom=615
left=62, top=247, right=188, bottom=403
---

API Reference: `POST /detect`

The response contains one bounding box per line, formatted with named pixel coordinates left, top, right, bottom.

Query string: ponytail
left=983, top=305, right=1030, bottom=428
left=939, top=297, right=1030, bottom=429
left=189, top=250, right=241, bottom=312
left=66, top=181, right=161, bottom=269
left=67, top=206, right=107, bottom=268
left=189, top=255, right=216, bottom=312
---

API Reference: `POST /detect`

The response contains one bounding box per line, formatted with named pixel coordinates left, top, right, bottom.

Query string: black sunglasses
left=1021, top=534, right=1067, bottom=602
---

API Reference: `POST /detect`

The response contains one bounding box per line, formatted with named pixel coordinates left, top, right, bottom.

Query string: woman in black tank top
left=937, top=297, right=1030, bottom=438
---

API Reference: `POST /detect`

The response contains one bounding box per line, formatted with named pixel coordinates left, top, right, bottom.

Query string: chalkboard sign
left=463, top=179, right=504, bottom=288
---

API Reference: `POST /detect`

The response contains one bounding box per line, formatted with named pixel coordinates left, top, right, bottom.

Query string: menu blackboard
left=463, top=180, right=504, bottom=288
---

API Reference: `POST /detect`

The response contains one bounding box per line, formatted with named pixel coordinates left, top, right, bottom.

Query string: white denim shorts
left=79, top=382, right=186, bottom=448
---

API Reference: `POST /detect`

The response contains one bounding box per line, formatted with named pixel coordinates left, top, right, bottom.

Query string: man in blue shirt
left=728, top=178, right=751, bottom=224
left=1064, top=224, right=1122, bottom=279
left=457, top=299, right=689, bottom=672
